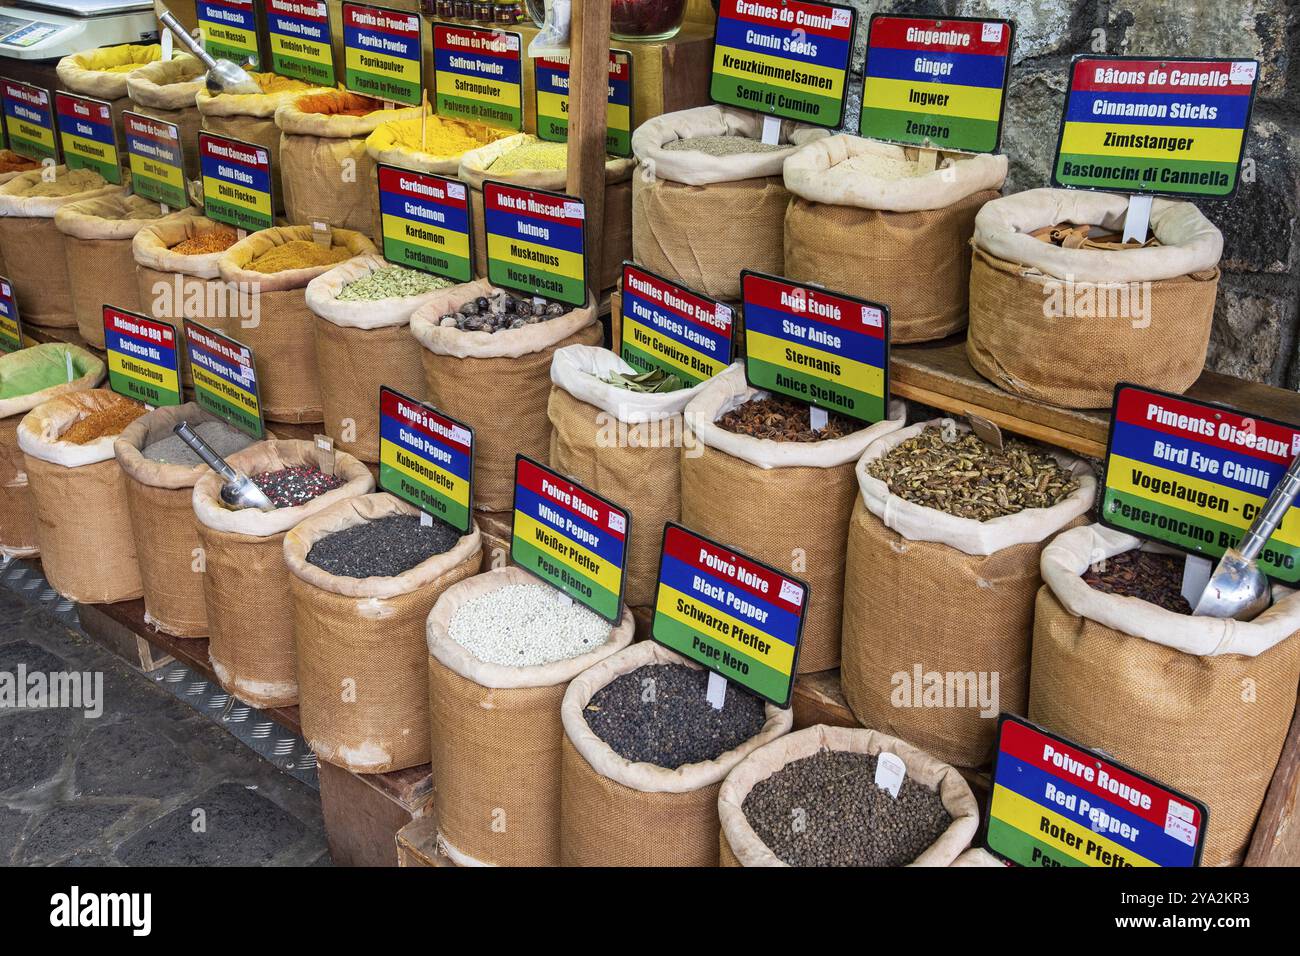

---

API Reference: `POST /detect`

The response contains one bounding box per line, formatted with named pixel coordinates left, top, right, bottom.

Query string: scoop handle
left=1240, top=451, right=1300, bottom=560
left=154, top=3, right=218, bottom=70
left=172, top=421, right=237, bottom=483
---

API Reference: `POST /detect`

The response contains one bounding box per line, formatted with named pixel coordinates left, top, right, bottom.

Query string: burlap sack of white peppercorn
left=560, top=641, right=793, bottom=867
left=426, top=566, right=634, bottom=867
left=284, top=492, right=482, bottom=774
left=1031, top=524, right=1300, bottom=867
left=718, top=724, right=980, bottom=867
left=681, top=364, right=906, bottom=673
left=841, top=419, right=1095, bottom=768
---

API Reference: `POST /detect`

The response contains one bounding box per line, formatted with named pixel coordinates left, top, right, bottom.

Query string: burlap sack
left=57, top=44, right=162, bottom=146
left=409, top=281, right=601, bottom=511
left=718, top=724, right=980, bottom=867
left=0, top=344, right=103, bottom=556
left=276, top=91, right=421, bottom=233
left=783, top=135, right=1007, bottom=343
left=681, top=365, right=906, bottom=673
left=1031, top=524, right=1300, bottom=867
left=218, top=226, right=377, bottom=423
left=632, top=106, right=828, bottom=301
left=426, top=566, right=635, bottom=866
left=305, top=254, right=448, bottom=461
left=18, top=389, right=143, bottom=603
left=193, top=439, right=374, bottom=707
left=0, top=168, right=121, bottom=327
left=284, top=492, right=483, bottom=773
left=560, top=640, right=793, bottom=866
left=126, top=53, right=207, bottom=181
left=54, top=194, right=192, bottom=347
left=842, top=419, right=1095, bottom=768
left=967, top=189, right=1223, bottom=409
left=459, top=135, right=636, bottom=291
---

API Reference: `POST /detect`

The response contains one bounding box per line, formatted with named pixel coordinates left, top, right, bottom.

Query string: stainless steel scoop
left=172, top=421, right=273, bottom=511
left=154, top=1, right=262, bottom=96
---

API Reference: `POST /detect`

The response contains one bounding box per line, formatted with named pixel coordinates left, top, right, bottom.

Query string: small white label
left=447, top=182, right=466, bottom=201
left=779, top=579, right=803, bottom=607
left=1164, top=811, right=1198, bottom=847
left=450, top=425, right=471, bottom=445
left=563, top=201, right=584, bottom=221
left=706, top=671, right=727, bottom=710
left=861, top=306, right=882, bottom=327
left=875, top=752, right=907, bottom=799
left=555, top=589, right=573, bottom=606
left=1181, top=554, right=1213, bottom=609
left=608, top=511, right=625, bottom=534
left=830, top=8, right=851, bottom=27
left=809, top=406, right=829, bottom=432
left=1167, top=798, right=1194, bottom=824
left=420, top=511, right=433, bottom=527
left=161, top=29, right=173, bottom=60
left=982, top=22, right=1003, bottom=43
left=1230, top=61, right=1257, bottom=84
left=65, top=351, right=74, bottom=382
left=256, top=150, right=268, bottom=165
left=761, top=114, right=782, bottom=145
left=715, top=304, right=733, bottom=324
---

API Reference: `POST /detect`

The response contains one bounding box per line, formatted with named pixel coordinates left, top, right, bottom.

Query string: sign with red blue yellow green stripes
left=653, top=524, right=807, bottom=708
left=54, top=92, right=120, bottom=184
left=0, top=276, right=22, bottom=354
left=1053, top=56, right=1259, bottom=198
left=710, top=0, right=856, bottom=128
left=266, top=0, right=336, bottom=87
left=434, top=24, right=523, bottom=131
left=859, top=15, right=1013, bottom=153
left=620, top=264, right=734, bottom=387
left=198, top=0, right=261, bottom=70
left=741, top=271, right=889, bottom=424
left=2, top=79, right=55, bottom=162
left=511, top=456, right=628, bottom=623
left=200, top=132, right=273, bottom=233
left=183, top=320, right=265, bottom=439
left=343, top=3, right=423, bottom=106
left=104, top=307, right=181, bottom=408
left=1101, top=384, right=1300, bottom=584
left=484, top=182, right=587, bottom=307
left=535, top=50, right=633, bottom=157
left=124, top=111, right=188, bottom=210
left=379, top=387, right=474, bottom=534
left=985, top=715, right=1207, bottom=867
left=377, top=165, right=474, bottom=282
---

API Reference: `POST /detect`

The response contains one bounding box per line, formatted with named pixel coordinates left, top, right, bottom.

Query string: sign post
left=535, top=50, right=633, bottom=157
left=0, top=276, right=23, bottom=353
left=432, top=23, right=524, bottom=131
left=343, top=3, right=424, bottom=107
left=378, top=387, right=474, bottom=534
left=1, top=80, right=55, bottom=162
left=199, top=132, right=274, bottom=234
left=619, top=264, right=734, bottom=386
left=376, top=165, right=474, bottom=283
left=183, top=320, right=265, bottom=439
left=124, top=112, right=188, bottom=211
left=103, top=306, right=182, bottom=408
left=266, top=0, right=336, bottom=87
left=197, top=0, right=261, bottom=70
left=483, top=182, right=587, bottom=308
left=54, top=92, right=120, bottom=184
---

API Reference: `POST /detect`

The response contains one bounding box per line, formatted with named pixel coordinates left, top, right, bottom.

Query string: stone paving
left=0, top=587, right=329, bottom=866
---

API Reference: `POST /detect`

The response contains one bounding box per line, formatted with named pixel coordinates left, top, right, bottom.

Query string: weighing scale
left=0, top=1, right=157, bottom=61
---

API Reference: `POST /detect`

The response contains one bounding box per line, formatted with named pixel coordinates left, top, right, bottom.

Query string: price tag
left=376, top=165, right=474, bottom=283
left=197, top=0, right=260, bottom=70
left=54, top=92, right=120, bottom=184
left=378, top=386, right=475, bottom=535
left=433, top=23, right=523, bottom=131
left=183, top=319, right=265, bottom=439
left=1101, top=384, right=1300, bottom=583
left=314, top=433, right=336, bottom=476
left=874, top=751, right=906, bottom=798
left=343, top=3, right=424, bottom=106
left=1, top=79, right=56, bottom=162
left=859, top=16, right=1013, bottom=154
left=535, top=50, right=633, bottom=157
left=199, top=133, right=274, bottom=233
left=483, top=182, right=587, bottom=308
left=266, top=0, right=336, bottom=87
left=124, top=112, right=188, bottom=210
left=741, top=270, right=891, bottom=425
left=652, top=524, right=808, bottom=708
left=104, top=306, right=182, bottom=407
left=0, top=277, right=23, bottom=353
left=620, top=263, right=735, bottom=387
left=510, top=456, right=629, bottom=623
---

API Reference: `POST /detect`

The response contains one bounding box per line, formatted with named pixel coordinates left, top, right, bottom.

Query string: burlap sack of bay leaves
left=126, top=53, right=207, bottom=181
left=409, top=279, right=601, bottom=512
left=681, top=365, right=906, bottom=673
left=631, top=106, right=828, bottom=302
left=193, top=439, right=373, bottom=708
left=842, top=419, right=1095, bottom=767
left=784, top=135, right=1007, bottom=343
left=548, top=345, right=714, bottom=610
left=560, top=641, right=792, bottom=867
left=57, top=43, right=161, bottom=145
left=284, top=492, right=482, bottom=774
left=967, top=188, right=1222, bottom=409
left=0, top=344, right=103, bottom=557
left=426, top=566, right=634, bottom=866
left=718, top=724, right=980, bottom=867
left=219, top=225, right=377, bottom=424
left=18, top=389, right=143, bottom=604
left=1031, top=524, right=1300, bottom=867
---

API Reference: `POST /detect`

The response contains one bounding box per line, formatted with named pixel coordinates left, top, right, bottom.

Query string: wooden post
left=565, top=0, right=611, bottom=303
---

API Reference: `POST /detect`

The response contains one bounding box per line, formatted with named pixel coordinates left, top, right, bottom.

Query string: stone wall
left=840, top=0, right=1300, bottom=388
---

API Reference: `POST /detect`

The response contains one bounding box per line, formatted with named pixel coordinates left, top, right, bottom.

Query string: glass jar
left=494, top=1, right=522, bottom=24
left=610, top=0, right=687, bottom=41
left=433, top=0, right=456, bottom=19
left=453, top=1, right=475, bottom=20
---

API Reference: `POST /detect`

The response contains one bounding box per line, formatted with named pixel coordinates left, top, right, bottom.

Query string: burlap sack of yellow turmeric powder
left=126, top=53, right=207, bottom=181
left=57, top=43, right=161, bottom=146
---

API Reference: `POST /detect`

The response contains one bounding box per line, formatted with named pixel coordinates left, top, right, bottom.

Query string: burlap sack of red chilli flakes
left=192, top=439, right=373, bottom=708
left=1032, top=524, right=1300, bottom=867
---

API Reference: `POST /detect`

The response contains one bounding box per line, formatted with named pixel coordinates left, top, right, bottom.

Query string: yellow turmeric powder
left=246, top=240, right=352, bottom=273
left=371, top=116, right=511, bottom=159
left=252, top=72, right=314, bottom=95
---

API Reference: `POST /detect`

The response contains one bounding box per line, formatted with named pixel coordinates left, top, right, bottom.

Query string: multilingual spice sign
left=511, top=456, right=628, bottom=623
left=343, top=3, right=423, bottom=107
left=266, top=0, right=336, bottom=87
left=433, top=24, right=523, bottom=131
left=483, top=182, right=587, bottom=307
left=1101, top=384, right=1300, bottom=584
left=197, top=0, right=261, bottom=70
left=535, top=50, right=633, bottom=157
left=199, top=132, right=273, bottom=233
left=124, top=112, right=187, bottom=209
left=0, top=277, right=22, bottom=353
left=985, top=715, right=1207, bottom=867
left=183, top=320, right=264, bottom=439
left=859, top=15, right=1014, bottom=153
left=620, top=264, right=734, bottom=387
left=1, top=80, right=55, bottom=162
left=54, top=92, right=120, bottom=183
left=652, top=524, right=807, bottom=708
left=378, top=387, right=474, bottom=533
left=103, top=307, right=181, bottom=408
left=377, top=164, right=473, bottom=282
left=741, top=270, right=889, bottom=424
left=1053, top=56, right=1259, bottom=198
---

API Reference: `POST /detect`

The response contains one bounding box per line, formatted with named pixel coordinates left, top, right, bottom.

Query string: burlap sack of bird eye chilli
left=632, top=106, right=829, bottom=301
left=193, top=439, right=374, bottom=709
left=719, top=724, right=980, bottom=867
left=966, top=188, right=1223, bottom=409
left=841, top=420, right=1094, bottom=768
left=783, top=135, right=1007, bottom=343
left=1031, top=523, right=1300, bottom=867
left=425, top=566, right=635, bottom=866
left=680, top=364, right=906, bottom=673
left=409, top=280, right=601, bottom=512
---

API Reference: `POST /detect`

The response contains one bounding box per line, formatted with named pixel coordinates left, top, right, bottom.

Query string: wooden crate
left=396, top=815, right=451, bottom=867
left=318, top=759, right=434, bottom=868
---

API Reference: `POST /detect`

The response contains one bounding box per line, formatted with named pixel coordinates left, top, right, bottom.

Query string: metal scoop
left=1194, top=450, right=1300, bottom=620
left=153, top=1, right=262, bottom=96
left=172, top=421, right=273, bottom=511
